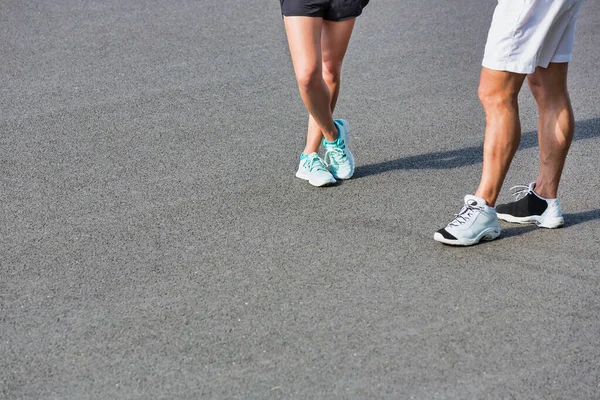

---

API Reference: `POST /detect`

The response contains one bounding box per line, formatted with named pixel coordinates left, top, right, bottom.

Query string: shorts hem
left=281, top=12, right=324, bottom=18
left=325, top=11, right=363, bottom=22
left=482, top=59, right=535, bottom=74
left=550, top=54, right=573, bottom=63
left=281, top=13, right=361, bottom=21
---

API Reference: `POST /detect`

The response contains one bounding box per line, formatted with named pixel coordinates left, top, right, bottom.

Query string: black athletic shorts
left=280, top=0, right=369, bottom=21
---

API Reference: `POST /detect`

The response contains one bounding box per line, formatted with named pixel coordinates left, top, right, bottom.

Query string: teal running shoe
left=323, top=119, right=355, bottom=180
left=296, top=152, right=336, bottom=187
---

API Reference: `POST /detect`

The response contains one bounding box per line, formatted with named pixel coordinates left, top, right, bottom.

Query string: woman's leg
left=283, top=16, right=338, bottom=145
left=304, top=18, right=356, bottom=154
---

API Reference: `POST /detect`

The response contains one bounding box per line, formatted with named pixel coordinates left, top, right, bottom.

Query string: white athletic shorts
left=482, top=0, right=584, bottom=74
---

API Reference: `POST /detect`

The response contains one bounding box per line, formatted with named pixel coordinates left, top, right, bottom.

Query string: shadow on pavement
left=564, top=209, right=600, bottom=227
left=498, top=224, right=538, bottom=239
left=494, top=208, right=600, bottom=240
left=355, top=117, right=600, bottom=178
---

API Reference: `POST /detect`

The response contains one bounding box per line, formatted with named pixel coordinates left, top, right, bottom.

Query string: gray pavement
left=2, top=0, right=600, bottom=398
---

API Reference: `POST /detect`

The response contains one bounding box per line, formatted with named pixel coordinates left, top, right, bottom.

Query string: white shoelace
left=304, top=156, right=328, bottom=172
left=324, top=146, right=346, bottom=167
left=509, top=185, right=531, bottom=200
left=448, top=203, right=483, bottom=227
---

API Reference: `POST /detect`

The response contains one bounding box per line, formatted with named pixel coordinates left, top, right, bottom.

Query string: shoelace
left=324, top=142, right=347, bottom=167
left=304, top=156, right=328, bottom=172
left=448, top=203, right=483, bottom=227
left=509, top=185, right=531, bottom=200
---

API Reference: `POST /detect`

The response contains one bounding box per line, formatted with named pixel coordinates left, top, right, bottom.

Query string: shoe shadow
left=355, top=117, right=600, bottom=178
left=498, top=224, right=539, bottom=239
left=496, top=209, right=600, bottom=240
left=564, top=209, right=600, bottom=227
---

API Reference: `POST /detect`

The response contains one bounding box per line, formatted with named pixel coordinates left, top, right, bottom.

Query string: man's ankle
left=533, top=182, right=558, bottom=200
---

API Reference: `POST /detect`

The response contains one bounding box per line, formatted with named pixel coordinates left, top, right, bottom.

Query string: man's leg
left=304, top=18, right=356, bottom=155
left=528, top=63, right=574, bottom=199
left=433, top=67, right=524, bottom=246
left=283, top=16, right=338, bottom=143
left=474, top=67, right=527, bottom=207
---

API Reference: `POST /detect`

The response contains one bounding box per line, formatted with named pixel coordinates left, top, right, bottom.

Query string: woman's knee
left=322, top=61, right=342, bottom=85
left=295, top=66, right=323, bottom=92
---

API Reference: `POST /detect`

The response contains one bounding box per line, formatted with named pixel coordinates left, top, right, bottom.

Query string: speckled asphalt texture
left=2, top=0, right=599, bottom=399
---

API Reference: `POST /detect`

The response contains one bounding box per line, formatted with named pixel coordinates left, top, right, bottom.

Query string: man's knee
left=478, top=69, right=524, bottom=109
left=528, top=77, right=569, bottom=106
left=478, top=82, right=518, bottom=109
left=528, top=64, right=569, bottom=105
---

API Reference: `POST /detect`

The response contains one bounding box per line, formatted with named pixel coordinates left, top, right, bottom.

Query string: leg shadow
left=498, top=224, right=539, bottom=240
left=495, top=209, right=600, bottom=240
left=355, top=117, right=600, bottom=178
left=564, top=209, right=600, bottom=227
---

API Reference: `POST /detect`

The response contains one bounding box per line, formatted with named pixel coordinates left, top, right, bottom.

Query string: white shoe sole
left=497, top=213, right=564, bottom=229
left=295, top=170, right=336, bottom=187
left=433, top=227, right=501, bottom=246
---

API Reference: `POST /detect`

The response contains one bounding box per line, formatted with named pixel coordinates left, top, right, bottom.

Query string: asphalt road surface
left=2, top=0, right=599, bottom=398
